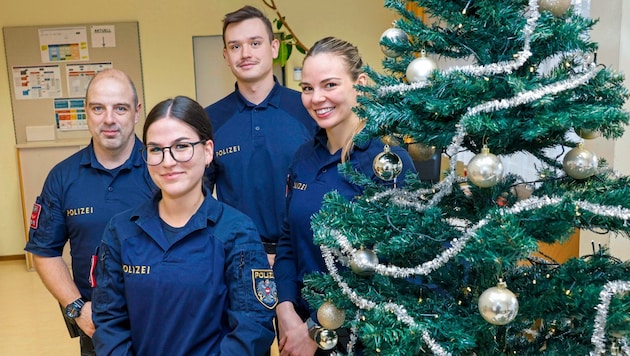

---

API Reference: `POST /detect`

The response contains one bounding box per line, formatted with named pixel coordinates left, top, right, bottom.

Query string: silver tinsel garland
left=313, top=0, right=630, bottom=353
left=590, top=280, right=630, bottom=355
left=320, top=245, right=452, bottom=356
left=318, top=197, right=630, bottom=354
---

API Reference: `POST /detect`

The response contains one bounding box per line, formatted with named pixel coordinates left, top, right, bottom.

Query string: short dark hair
left=142, top=96, right=213, bottom=144
left=222, top=5, right=274, bottom=47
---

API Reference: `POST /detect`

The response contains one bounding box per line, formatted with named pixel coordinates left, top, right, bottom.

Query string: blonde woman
left=274, top=37, right=416, bottom=355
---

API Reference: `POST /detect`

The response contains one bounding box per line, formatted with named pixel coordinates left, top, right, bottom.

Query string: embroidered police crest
left=252, top=269, right=278, bottom=309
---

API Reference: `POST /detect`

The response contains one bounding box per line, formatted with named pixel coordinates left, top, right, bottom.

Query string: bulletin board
left=3, top=21, right=145, bottom=145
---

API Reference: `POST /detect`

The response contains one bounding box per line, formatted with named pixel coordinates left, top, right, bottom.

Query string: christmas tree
left=303, top=0, right=630, bottom=354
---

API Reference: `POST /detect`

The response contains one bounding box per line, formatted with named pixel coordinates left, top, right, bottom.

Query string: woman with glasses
left=91, top=95, right=276, bottom=355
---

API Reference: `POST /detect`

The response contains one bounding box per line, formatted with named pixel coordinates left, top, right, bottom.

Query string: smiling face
left=300, top=52, right=366, bottom=134
left=86, top=71, right=140, bottom=156
left=223, top=18, right=279, bottom=85
left=144, top=116, right=213, bottom=201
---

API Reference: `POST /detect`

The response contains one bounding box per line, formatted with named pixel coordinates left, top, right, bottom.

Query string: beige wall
left=0, top=0, right=396, bottom=256
left=580, top=0, right=630, bottom=259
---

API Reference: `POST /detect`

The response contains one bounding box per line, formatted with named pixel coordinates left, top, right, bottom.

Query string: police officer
left=205, top=6, right=318, bottom=267
left=25, top=68, right=157, bottom=355
left=92, top=96, right=276, bottom=355
left=274, top=37, right=417, bottom=355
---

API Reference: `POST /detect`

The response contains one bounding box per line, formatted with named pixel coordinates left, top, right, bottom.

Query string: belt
left=262, top=241, right=277, bottom=254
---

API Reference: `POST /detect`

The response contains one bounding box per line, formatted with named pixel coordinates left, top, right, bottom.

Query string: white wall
left=580, top=0, right=630, bottom=259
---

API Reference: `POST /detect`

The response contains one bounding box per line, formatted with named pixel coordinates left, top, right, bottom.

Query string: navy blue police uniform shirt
left=25, top=138, right=157, bottom=299
left=205, top=78, right=317, bottom=247
left=274, top=129, right=417, bottom=319
left=92, top=190, right=276, bottom=355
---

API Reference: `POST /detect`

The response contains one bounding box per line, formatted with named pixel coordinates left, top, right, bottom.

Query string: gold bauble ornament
left=563, top=144, right=598, bottom=179
left=381, top=134, right=402, bottom=146
left=407, top=142, right=436, bottom=161
left=478, top=281, right=519, bottom=325
left=317, top=301, right=346, bottom=330
left=538, top=0, right=571, bottom=17
left=576, top=128, right=600, bottom=140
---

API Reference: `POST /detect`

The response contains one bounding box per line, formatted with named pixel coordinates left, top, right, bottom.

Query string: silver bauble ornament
left=467, top=146, right=504, bottom=188
left=314, top=328, right=338, bottom=350
left=538, top=0, right=571, bottom=17
left=380, top=27, right=408, bottom=57
left=478, top=281, right=519, bottom=325
left=407, top=142, right=436, bottom=161
left=373, top=145, right=403, bottom=181
left=317, top=301, right=346, bottom=330
left=350, top=248, right=379, bottom=276
left=563, top=144, right=598, bottom=179
left=406, top=50, right=437, bottom=83
left=576, top=128, right=600, bottom=140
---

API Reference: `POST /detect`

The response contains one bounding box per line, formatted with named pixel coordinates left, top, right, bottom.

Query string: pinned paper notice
left=91, top=25, right=116, bottom=48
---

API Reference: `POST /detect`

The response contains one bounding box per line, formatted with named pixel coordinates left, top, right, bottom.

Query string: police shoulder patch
left=252, top=269, right=278, bottom=309
left=30, top=203, right=42, bottom=229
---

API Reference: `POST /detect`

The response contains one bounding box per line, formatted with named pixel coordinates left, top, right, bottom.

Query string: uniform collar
left=130, top=188, right=223, bottom=250
left=313, top=128, right=371, bottom=152
left=133, top=188, right=222, bottom=229
left=80, top=137, right=146, bottom=171
left=234, top=76, right=282, bottom=111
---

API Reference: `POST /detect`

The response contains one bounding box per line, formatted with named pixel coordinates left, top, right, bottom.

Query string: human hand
left=276, top=302, right=318, bottom=356
left=76, top=301, right=95, bottom=337
left=267, top=253, right=276, bottom=268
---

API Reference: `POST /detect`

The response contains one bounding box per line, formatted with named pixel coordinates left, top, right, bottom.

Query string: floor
left=0, top=258, right=280, bottom=355
left=0, top=259, right=77, bottom=355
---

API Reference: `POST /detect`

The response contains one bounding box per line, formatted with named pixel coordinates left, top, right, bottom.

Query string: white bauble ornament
left=538, top=0, right=571, bottom=17
left=407, top=142, right=436, bottom=161
left=467, top=146, right=504, bottom=188
left=380, top=27, right=408, bottom=57
left=478, top=281, right=519, bottom=325
left=373, top=145, right=403, bottom=181
left=350, top=248, right=379, bottom=276
left=314, top=328, right=338, bottom=350
left=563, top=144, right=598, bottom=179
left=317, top=301, right=346, bottom=330
left=576, top=128, right=600, bottom=140
left=406, top=50, right=437, bottom=83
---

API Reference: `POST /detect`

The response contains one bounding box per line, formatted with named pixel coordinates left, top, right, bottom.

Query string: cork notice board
left=4, top=21, right=145, bottom=145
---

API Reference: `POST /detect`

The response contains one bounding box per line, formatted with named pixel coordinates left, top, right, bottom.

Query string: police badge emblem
left=252, top=269, right=278, bottom=309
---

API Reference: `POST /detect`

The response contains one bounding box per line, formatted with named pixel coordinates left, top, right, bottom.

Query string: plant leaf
left=274, top=41, right=289, bottom=67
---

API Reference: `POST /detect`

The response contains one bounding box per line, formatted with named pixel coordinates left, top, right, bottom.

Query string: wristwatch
left=64, top=298, right=86, bottom=319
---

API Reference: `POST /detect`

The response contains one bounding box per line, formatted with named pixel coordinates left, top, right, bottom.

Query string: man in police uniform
left=205, top=6, right=318, bottom=267
left=25, top=68, right=156, bottom=355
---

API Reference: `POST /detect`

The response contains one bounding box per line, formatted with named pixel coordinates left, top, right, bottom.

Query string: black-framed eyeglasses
left=142, top=140, right=206, bottom=166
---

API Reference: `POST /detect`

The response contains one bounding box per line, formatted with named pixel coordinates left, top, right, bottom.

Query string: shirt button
left=108, top=187, right=113, bottom=192
left=255, top=126, right=261, bottom=131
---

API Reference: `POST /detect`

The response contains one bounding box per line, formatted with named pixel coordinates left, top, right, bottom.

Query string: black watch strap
left=73, top=297, right=86, bottom=307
